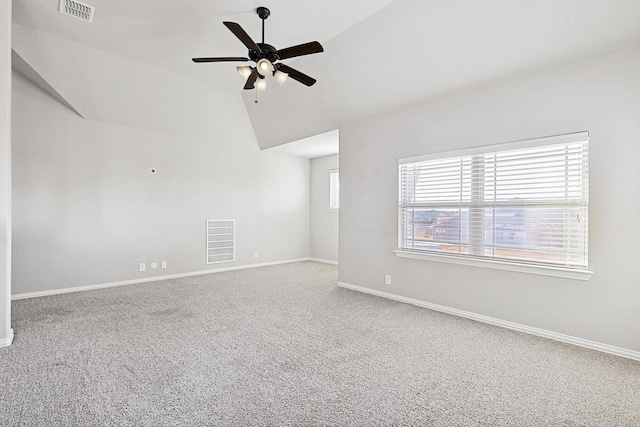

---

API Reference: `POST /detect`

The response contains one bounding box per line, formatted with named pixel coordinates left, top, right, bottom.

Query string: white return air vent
left=206, top=220, right=235, bottom=264
left=59, top=0, right=95, bottom=23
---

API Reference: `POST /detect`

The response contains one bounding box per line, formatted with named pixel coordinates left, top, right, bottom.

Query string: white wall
left=310, top=154, right=339, bottom=263
left=11, top=24, right=242, bottom=142
left=0, top=0, right=12, bottom=346
left=339, top=44, right=640, bottom=353
left=11, top=68, right=310, bottom=295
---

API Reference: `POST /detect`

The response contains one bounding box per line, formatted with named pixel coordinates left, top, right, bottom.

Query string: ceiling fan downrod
left=257, top=7, right=270, bottom=45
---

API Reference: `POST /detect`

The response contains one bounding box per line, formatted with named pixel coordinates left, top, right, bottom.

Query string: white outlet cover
left=161, top=261, right=167, bottom=269
left=151, top=262, right=158, bottom=269
left=139, top=263, right=146, bottom=272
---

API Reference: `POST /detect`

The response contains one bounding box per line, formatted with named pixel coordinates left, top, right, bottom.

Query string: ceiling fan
left=192, top=7, right=324, bottom=91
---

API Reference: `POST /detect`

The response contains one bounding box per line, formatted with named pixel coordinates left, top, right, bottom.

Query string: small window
left=398, top=132, right=589, bottom=272
left=329, top=169, right=339, bottom=211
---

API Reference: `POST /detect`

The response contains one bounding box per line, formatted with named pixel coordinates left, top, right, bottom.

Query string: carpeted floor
left=1, top=261, right=639, bottom=426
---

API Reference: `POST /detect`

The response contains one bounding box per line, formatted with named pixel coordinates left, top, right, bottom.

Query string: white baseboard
left=309, top=258, right=338, bottom=266
left=337, top=281, right=640, bottom=362
left=12, top=258, right=311, bottom=301
left=0, top=328, right=14, bottom=348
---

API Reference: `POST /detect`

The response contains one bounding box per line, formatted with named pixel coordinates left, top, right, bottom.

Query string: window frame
left=396, top=132, right=592, bottom=281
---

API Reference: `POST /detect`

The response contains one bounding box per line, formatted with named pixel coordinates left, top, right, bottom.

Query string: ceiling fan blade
left=276, top=41, right=323, bottom=60
left=192, top=57, right=250, bottom=63
left=223, top=21, right=262, bottom=53
left=277, top=64, right=317, bottom=87
left=243, top=69, right=259, bottom=90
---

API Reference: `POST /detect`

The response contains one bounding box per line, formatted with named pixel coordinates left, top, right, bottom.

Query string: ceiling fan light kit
left=274, top=69, right=287, bottom=86
left=256, top=58, right=273, bottom=76
left=192, top=6, right=323, bottom=92
left=254, top=76, right=267, bottom=91
left=237, top=65, right=253, bottom=80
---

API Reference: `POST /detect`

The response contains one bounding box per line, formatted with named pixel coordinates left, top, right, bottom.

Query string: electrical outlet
left=253, top=251, right=258, bottom=259
left=150, top=262, right=158, bottom=269
left=139, top=263, right=146, bottom=272
left=385, top=274, right=392, bottom=285
left=161, top=261, right=167, bottom=269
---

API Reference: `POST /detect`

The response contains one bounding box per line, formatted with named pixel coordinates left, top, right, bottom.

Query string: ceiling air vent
left=59, top=0, right=95, bottom=23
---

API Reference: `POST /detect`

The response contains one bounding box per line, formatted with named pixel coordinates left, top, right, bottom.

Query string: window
left=397, top=132, right=589, bottom=276
left=329, top=169, right=339, bottom=211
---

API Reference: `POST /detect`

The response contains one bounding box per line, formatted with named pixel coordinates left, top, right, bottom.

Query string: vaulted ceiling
left=12, top=0, right=640, bottom=152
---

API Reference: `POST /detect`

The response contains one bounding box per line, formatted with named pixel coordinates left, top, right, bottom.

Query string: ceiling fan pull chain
left=255, top=88, right=259, bottom=104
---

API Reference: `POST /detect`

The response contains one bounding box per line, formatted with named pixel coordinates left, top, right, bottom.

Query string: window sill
left=393, top=250, right=593, bottom=281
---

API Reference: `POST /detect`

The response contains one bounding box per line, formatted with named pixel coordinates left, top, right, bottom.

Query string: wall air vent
left=59, top=0, right=95, bottom=23
left=206, top=220, right=235, bottom=264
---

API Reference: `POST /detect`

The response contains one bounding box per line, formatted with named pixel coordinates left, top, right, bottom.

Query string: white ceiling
left=242, top=0, right=640, bottom=150
left=12, top=0, right=640, bottom=158
left=266, top=129, right=339, bottom=159
left=12, top=0, right=392, bottom=90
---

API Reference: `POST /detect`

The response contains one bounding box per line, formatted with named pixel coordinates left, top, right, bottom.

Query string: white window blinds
left=398, top=132, right=589, bottom=269
left=329, top=169, right=340, bottom=210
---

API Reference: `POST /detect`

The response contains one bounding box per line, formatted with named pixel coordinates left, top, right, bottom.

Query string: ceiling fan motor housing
left=250, top=43, right=279, bottom=63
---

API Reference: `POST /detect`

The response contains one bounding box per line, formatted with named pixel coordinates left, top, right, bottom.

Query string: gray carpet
left=1, top=261, right=639, bottom=426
